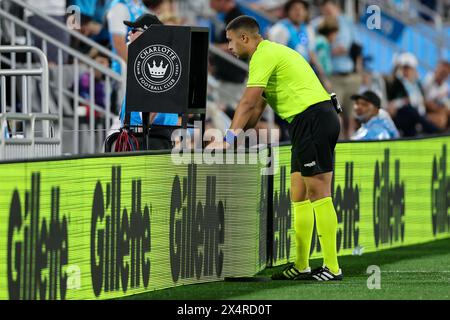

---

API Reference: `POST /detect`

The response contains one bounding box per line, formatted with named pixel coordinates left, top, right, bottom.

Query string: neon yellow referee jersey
left=247, top=40, right=331, bottom=123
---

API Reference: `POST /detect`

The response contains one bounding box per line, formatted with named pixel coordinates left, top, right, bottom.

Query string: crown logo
left=147, top=60, right=168, bottom=79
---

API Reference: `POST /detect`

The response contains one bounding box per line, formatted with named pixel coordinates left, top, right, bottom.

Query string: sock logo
left=8, top=173, right=68, bottom=300
left=91, top=167, right=151, bottom=297
left=170, top=164, right=225, bottom=282
left=373, top=149, right=405, bottom=247
left=273, top=166, right=291, bottom=262
left=334, top=162, right=360, bottom=252
left=431, top=144, right=450, bottom=235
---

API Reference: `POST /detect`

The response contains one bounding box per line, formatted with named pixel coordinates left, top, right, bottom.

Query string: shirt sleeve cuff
left=246, top=83, right=267, bottom=88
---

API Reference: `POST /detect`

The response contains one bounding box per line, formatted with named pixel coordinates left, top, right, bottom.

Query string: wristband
left=224, top=130, right=237, bottom=145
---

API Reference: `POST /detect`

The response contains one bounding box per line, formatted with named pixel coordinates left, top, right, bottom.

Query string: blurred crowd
left=2, top=0, right=450, bottom=145
left=207, top=0, right=450, bottom=142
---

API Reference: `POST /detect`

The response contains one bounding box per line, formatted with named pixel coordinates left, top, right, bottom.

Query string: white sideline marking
left=381, top=271, right=450, bottom=273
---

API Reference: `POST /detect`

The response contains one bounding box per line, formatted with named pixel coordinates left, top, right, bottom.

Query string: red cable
left=115, top=128, right=140, bottom=152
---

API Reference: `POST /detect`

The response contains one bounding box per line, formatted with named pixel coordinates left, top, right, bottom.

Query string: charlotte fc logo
left=134, top=44, right=181, bottom=93
left=148, top=60, right=168, bottom=78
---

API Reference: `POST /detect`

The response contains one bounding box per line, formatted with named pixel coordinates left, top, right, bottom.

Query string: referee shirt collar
left=257, top=40, right=269, bottom=50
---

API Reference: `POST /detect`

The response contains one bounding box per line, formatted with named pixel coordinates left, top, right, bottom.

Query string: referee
left=209, top=16, right=342, bottom=281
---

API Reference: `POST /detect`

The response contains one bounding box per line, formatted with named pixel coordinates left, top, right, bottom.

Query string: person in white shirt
left=107, top=0, right=148, bottom=74
left=423, top=61, right=450, bottom=130
left=249, top=0, right=287, bottom=19
left=385, top=52, right=441, bottom=136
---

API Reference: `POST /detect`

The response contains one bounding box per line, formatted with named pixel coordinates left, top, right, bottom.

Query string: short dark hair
left=226, top=15, right=260, bottom=34
left=317, top=17, right=339, bottom=36
left=92, top=50, right=111, bottom=66
left=284, top=0, right=309, bottom=15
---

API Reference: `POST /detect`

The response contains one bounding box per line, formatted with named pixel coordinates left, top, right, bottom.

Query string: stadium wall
left=0, top=152, right=268, bottom=300
left=0, top=136, right=449, bottom=299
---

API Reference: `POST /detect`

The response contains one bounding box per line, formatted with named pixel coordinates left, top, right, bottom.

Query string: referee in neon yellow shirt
left=210, top=16, right=342, bottom=281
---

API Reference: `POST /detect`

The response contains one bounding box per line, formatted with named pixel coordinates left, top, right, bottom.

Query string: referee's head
left=225, top=15, right=262, bottom=60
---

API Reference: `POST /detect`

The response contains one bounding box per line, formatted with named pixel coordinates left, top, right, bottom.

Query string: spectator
left=249, top=0, right=287, bottom=19
left=351, top=90, right=399, bottom=140
left=91, top=0, right=115, bottom=47
left=209, top=0, right=247, bottom=86
left=70, top=3, right=104, bottom=56
left=95, top=0, right=113, bottom=22
left=107, top=0, right=148, bottom=75
left=423, top=61, right=450, bottom=131
left=315, top=17, right=339, bottom=90
left=143, top=0, right=165, bottom=14
left=70, top=0, right=111, bottom=47
left=159, top=11, right=184, bottom=25
left=79, top=52, right=110, bottom=111
left=69, top=0, right=97, bottom=19
left=78, top=15, right=103, bottom=38
left=267, top=0, right=316, bottom=64
left=385, top=52, right=440, bottom=137
left=23, top=0, right=70, bottom=64
left=65, top=1, right=115, bottom=57
left=313, top=0, right=362, bottom=139
left=178, top=0, right=211, bottom=25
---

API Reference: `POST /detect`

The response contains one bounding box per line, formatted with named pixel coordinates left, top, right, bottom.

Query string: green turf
left=120, top=238, right=450, bottom=300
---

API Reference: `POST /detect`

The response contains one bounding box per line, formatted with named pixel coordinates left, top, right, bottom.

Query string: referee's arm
left=230, top=87, right=266, bottom=131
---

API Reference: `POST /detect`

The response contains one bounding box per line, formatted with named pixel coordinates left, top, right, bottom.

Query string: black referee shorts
left=288, top=100, right=340, bottom=176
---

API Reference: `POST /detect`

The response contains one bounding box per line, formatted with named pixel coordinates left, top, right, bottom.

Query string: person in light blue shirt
left=107, top=0, right=147, bottom=75
left=69, top=0, right=97, bottom=18
left=69, top=0, right=112, bottom=22
left=119, top=97, right=179, bottom=127
left=267, top=0, right=316, bottom=63
left=351, top=91, right=400, bottom=141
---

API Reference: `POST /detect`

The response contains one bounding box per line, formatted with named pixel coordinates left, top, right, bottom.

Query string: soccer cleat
left=271, top=263, right=311, bottom=280
left=310, top=266, right=343, bottom=281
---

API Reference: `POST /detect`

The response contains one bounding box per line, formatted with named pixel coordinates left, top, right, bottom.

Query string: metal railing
left=0, top=0, right=127, bottom=155
left=2, top=0, right=126, bottom=67
left=208, top=44, right=249, bottom=106
left=0, top=113, right=61, bottom=160
left=173, top=0, right=277, bottom=130
left=389, top=0, right=445, bottom=27
left=0, top=46, right=60, bottom=160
